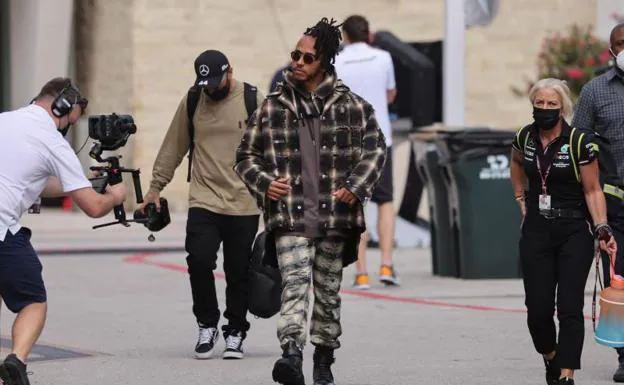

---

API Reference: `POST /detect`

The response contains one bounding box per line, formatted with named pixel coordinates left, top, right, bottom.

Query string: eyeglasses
left=290, top=50, right=316, bottom=65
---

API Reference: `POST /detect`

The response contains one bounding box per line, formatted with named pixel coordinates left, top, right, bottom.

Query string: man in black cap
left=137, top=49, right=264, bottom=360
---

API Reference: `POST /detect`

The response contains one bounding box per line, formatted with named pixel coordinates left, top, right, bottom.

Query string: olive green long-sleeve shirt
left=149, top=79, right=263, bottom=216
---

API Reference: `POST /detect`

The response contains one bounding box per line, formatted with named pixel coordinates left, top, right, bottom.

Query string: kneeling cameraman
left=0, top=77, right=126, bottom=385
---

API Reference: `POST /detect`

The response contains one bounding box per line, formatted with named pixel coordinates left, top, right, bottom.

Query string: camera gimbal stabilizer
left=87, top=113, right=170, bottom=237
left=89, top=146, right=144, bottom=229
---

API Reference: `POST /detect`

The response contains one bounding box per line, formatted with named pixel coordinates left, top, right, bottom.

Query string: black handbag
left=248, top=231, right=282, bottom=319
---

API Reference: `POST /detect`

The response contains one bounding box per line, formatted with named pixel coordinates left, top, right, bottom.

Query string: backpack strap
left=514, top=125, right=531, bottom=154
left=186, top=86, right=201, bottom=183
left=569, top=127, right=585, bottom=183
left=243, top=82, right=258, bottom=124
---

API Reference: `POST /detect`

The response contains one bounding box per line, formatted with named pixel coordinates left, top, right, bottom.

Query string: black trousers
left=185, top=207, right=259, bottom=333
left=519, top=212, right=594, bottom=370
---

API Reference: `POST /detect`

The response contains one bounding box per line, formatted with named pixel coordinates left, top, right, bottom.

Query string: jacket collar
left=606, top=66, right=624, bottom=82
left=277, top=70, right=348, bottom=116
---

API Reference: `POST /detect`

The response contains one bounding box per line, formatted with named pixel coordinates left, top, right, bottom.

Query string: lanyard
left=535, top=139, right=559, bottom=195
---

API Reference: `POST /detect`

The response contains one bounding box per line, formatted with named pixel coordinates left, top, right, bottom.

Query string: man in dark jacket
left=234, top=17, right=386, bottom=385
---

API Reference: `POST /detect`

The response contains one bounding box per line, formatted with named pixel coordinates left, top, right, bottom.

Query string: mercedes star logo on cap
left=199, top=64, right=210, bottom=76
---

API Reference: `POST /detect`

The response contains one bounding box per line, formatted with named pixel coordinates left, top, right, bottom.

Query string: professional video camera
left=87, top=113, right=170, bottom=238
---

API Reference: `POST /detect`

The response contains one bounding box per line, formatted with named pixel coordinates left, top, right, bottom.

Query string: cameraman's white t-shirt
left=0, top=104, right=92, bottom=241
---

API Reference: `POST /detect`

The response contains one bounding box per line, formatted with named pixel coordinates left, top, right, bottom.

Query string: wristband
left=594, top=223, right=614, bottom=242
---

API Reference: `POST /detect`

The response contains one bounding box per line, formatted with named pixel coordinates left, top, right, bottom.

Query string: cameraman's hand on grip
left=106, top=183, right=127, bottom=206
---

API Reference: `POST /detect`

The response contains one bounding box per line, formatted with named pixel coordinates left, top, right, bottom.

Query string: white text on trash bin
left=479, top=155, right=510, bottom=180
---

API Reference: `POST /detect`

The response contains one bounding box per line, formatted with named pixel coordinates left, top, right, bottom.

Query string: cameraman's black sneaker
left=544, top=357, right=560, bottom=384
left=272, top=341, right=305, bottom=385
left=194, top=326, right=218, bottom=359
left=223, top=330, right=245, bottom=359
left=557, top=377, right=574, bottom=385
left=0, top=353, right=31, bottom=385
left=313, top=346, right=335, bottom=385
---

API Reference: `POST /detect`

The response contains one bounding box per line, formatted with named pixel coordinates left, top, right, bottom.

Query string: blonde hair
left=528, top=78, right=574, bottom=120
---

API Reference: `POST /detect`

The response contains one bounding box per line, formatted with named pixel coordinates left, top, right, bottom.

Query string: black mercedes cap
left=194, top=49, right=230, bottom=87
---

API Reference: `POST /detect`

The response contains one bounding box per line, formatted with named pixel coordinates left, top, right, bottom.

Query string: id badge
left=539, top=194, right=551, bottom=210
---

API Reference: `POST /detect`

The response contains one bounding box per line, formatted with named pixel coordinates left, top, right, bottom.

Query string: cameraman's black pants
left=185, top=207, right=259, bottom=334
left=519, top=212, right=594, bottom=370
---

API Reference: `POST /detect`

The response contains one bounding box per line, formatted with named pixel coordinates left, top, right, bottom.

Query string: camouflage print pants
left=275, top=235, right=345, bottom=350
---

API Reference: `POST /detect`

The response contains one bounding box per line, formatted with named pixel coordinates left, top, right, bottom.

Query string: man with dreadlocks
left=235, top=17, right=386, bottom=385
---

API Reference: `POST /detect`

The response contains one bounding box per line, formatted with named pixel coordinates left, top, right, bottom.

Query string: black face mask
left=58, top=117, right=72, bottom=137
left=204, top=82, right=230, bottom=101
left=533, top=107, right=560, bottom=130
left=58, top=125, right=71, bottom=137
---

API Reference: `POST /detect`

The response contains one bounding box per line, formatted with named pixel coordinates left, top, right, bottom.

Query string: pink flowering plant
left=512, top=24, right=612, bottom=102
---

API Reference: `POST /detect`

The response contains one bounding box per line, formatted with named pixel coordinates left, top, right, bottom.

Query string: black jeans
left=519, top=212, right=594, bottom=370
left=185, top=207, right=259, bottom=334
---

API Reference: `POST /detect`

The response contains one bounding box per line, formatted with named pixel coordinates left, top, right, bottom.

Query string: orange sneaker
left=352, top=273, right=370, bottom=290
left=379, top=265, right=400, bottom=286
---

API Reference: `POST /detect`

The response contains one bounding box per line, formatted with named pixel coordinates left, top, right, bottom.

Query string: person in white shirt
left=334, top=15, right=398, bottom=289
left=0, top=77, right=126, bottom=385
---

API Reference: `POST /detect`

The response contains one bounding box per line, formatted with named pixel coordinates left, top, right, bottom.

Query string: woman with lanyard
left=510, top=77, right=617, bottom=385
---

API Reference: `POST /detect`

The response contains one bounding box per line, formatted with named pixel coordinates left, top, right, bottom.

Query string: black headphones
left=51, top=81, right=84, bottom=118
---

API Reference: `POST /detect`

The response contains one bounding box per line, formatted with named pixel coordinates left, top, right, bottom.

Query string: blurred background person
left=334, top=14, right=398, bottom=289
left=571, top=22, right=624, bottom=383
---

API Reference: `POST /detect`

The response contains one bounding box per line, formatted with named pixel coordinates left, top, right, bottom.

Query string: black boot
left=272, top=341, right=305, bottom=385
left=313, top=346, right=335, bottom=385
left=613, top=348, right=624, bottom=382
left=544, top=356, right=560, bottom=385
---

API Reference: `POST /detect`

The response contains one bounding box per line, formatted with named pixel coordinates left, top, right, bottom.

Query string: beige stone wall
left=76, top=0, right=598, bottom=211
left=73, top=0, right=136, bottom=206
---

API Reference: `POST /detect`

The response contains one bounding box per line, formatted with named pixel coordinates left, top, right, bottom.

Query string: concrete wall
left=9, top=0, right=74, bottom=108
left=75, top=0, right=598, bottom=211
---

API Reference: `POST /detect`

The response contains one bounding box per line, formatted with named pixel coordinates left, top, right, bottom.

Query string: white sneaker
left=194, top=326, right=218, bottom=359
left=223, top=330, right=245, bottom=359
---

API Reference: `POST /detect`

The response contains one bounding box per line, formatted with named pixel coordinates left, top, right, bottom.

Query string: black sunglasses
left=290, top=50, right=316, bottom=65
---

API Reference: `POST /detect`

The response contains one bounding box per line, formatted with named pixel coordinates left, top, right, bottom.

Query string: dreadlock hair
left=304, top=17, right=343, bottom=74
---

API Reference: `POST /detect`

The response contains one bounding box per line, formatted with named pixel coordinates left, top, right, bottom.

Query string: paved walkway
left=0, top=211, right=620, bottom=384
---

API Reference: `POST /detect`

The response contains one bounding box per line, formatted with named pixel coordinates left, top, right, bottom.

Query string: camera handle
left=89, top=155, right=146, bottom=230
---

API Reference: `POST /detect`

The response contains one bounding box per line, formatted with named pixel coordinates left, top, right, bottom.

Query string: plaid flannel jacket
left=234, top=72, right=387, bottom=234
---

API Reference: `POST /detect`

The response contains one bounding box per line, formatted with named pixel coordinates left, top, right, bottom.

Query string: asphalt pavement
left=0, top=210, right=620, bottom=384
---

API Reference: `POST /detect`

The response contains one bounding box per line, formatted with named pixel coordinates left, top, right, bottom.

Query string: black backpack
left=247, top=230, right=282, bottom=319
left=185, top=82, right=258, bottom=182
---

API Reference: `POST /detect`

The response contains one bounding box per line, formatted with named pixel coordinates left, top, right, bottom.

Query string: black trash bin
left=416, top=143, right=457, bottom=277
left=435, top=128, right=522, bottom=279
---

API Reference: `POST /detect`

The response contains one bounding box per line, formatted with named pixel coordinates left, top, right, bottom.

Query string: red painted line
left=123, top=252, right=225, bottom=279
left=123, top=253, right=598, bottom=320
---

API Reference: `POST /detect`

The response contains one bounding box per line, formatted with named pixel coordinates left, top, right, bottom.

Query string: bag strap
left=186, top=87, right=201, bottom=183
left=592, top=244, right=604, bottom=332
left=243, top=82, right=258, bottom=124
